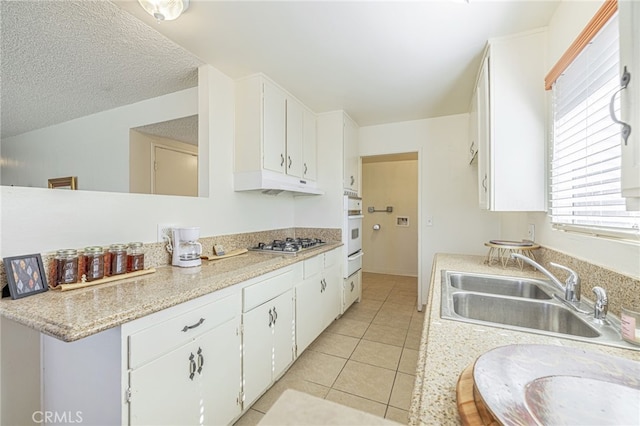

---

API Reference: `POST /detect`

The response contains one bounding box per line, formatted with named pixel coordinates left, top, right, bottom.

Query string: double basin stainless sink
left=441, top=270, right=639, bottom=350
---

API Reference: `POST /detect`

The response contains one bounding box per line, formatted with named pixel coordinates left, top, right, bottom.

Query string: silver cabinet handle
left=288, top=156, right=292, bottom=168
left=182, top=318, right=205, bottom=332
left=350, top=281, right=355, bottom=292
left=482, top=175, right=487, bottom=192
left=280, top=154, right=285, bottom=167
left=304, top=163, right=308, bottom=174
left=273, top=307, right=278, bottom=324
left=469, top=141, right=475, bottom=155
left=189, top=353, right=196, bottom=380
left=609, top=66, right=632, bottom=145
left=268, top=309, right=274, bottom=327
left=197, top=347, right=204, bottom=375
left=350, top=176, right=355, bottom=186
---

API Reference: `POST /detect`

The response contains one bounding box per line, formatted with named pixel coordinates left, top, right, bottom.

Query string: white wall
left=359, top=114, right=502, bottom=305
left=1, top=88, right=198, bottom=193
left=501, top=0, right=640, bottom=279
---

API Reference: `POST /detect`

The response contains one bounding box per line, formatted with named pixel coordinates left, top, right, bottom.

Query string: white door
left=323, top=264, right=342, bottom=328
left=295, top=276, right=324, bottom=354
left=286, top=98, right=304, bottom=178
left=243, top=300, right=276, bottom=407
left=271, top=290, right=295, bottom=379
left=154, top=146, right=198, bottom=196
left=303, top=109, right=317, bottom=181
left=129, top=340, right=204, bottom=425
left=263, top=81, right=286, bottom=173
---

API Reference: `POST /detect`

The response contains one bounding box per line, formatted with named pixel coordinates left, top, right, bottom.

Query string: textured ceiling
left=0, top=0, right=203, bottom=138
left=133, top=115, right=198, bottom=145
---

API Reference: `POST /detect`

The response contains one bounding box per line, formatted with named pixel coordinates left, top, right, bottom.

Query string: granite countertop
left=0, top=243, right=342, bottom=342
left=409, top=253, right=640, bottom=426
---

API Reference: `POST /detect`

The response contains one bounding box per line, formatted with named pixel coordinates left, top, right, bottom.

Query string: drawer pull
left=197, top=347, right=204, bottom=374
left=182, top=318, right=205, bottom=332
left=189, top=353, right=196, bottom=380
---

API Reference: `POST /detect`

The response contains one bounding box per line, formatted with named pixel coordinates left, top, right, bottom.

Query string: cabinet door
left=271, top=290, right=295, bottom=379
left=295, top=276, right=324, bottom=354
left=243, top=300, right=276, bottom=407
left=620, top=0, right=640, bottom=208
left=129, top=318, right=242, bottom=426
left=477, top=56, right=490, bottom=210
left=129, top=340, right=202, bottom=425
left=286, top=98, right=304, bottom=178
left=343, top=115, right=359, bottom=191
left=468, top=88, right=479, bottom=164
left=303, top=109, right=317, bottom=181
left=343, top=270, right=362, bottom=313
left=323, top=264, right=342, bottom=329
left=263, top=81, right=287, bottom=174
left=199, top=317, right=242, bottom=425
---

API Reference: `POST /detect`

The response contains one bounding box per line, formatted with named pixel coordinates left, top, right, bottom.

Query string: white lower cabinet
left=295, top=248, right=342, bottom=354
left=127, top=293, right=243, bottom=426
left=343, top=270, right=362, bottom=313
left=129, top=316, right=241, bottom=425
left=242, top=271, right=296, bottom=408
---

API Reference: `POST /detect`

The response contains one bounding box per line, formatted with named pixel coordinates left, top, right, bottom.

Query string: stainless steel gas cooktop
left=249, top=238, right=326, bottom=255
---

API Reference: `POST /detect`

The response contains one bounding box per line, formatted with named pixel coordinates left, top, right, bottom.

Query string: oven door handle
left=347, top=215, right=364, bottom=220
left=347, top=251, right=364, bottom=261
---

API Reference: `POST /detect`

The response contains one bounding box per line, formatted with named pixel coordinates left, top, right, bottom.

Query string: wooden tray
left=201, top=248, right=248, bottom=260
left=51, top=268, right=156, bottom=292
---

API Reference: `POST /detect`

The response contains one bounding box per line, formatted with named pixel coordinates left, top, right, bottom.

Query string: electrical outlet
left=527, top=224, right=535, bottom=241
left=157, top=224, right=175, bottom=242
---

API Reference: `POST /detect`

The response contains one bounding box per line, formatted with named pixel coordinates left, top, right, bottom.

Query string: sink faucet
left=592, top=286, right=608, bottom=322
left=511, top=254, right=581, bottom=303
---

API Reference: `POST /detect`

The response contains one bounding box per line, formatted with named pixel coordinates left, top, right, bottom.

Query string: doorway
left=361, top=152, right=419, bottom=307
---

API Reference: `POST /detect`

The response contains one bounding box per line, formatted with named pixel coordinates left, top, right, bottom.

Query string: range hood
left=234, top=170, right=324, bottom=196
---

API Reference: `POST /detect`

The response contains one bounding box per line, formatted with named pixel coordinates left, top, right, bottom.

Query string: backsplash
left=535, top=247, right=640, bottom=317
left=0, top=228, right=341, bottom=290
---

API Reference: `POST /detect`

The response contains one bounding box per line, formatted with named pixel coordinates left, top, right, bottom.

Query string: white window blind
left=551, top=14, right=640, bottom=237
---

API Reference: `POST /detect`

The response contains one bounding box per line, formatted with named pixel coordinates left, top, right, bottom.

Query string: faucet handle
left=592, top=286, right=608, bottom=321
left=550, top=262, right=581, bottom=301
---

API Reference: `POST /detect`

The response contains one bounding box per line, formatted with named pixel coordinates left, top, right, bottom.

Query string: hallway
left=235, top=272, right=422, bottom=425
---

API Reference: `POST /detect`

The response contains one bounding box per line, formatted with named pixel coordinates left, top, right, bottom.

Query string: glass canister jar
left=127, top=242, right=145, bottom=273
left=55, top=249, right=79, bottom=285
left=109, top=244, right=128, bottom=275
left=83, top=246, right=104, bottom=282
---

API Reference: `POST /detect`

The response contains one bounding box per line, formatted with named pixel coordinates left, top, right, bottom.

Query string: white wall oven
left=343, top=195, right=363, bottom=278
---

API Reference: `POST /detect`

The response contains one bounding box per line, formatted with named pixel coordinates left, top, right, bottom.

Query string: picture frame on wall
left=2, top=254, right=49, bottom=299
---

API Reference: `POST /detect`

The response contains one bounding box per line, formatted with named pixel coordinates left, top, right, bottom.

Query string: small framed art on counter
left=2, top=254, right=49, bottom=299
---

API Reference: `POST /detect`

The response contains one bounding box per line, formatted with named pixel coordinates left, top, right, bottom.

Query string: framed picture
left=48, top=176, right=77, bottom=190
left=3, top=254, right=49, bottom=299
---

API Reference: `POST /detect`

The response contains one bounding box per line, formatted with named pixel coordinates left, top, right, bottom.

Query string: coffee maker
left=170, top=227, right=202, bottom=267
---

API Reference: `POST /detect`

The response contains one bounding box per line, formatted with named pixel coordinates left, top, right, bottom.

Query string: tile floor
left=234, top=272, right=423, bottom=425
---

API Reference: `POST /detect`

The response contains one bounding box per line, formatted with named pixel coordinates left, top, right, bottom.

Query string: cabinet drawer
left=324, top=248, right=341, bottom=269
left=129, top=293, right=241, bottom=369
left=243, top=270, right=293, bottom=312
left=303, top=255, right=323, bottom=279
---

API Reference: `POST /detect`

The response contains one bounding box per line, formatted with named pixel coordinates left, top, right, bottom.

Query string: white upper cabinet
left=475, top=29, right=547, bottom=211
left=468, top=86, right=479, bottom=164
left=343, top=114, right=359, bottom=193
left=303, top=108, right=318, bottom=181
left=235, top=74, right=321, bottom=194
left=619, top=0, right=640, bottom=210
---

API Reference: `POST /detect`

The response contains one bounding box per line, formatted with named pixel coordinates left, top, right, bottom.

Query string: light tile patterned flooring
left=234, top=272, right=423, bottom=425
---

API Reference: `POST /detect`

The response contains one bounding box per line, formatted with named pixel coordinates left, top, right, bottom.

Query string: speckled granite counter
left=409, top=253, right=640, bottom=426
left=0, top=243, right=342, bottom=342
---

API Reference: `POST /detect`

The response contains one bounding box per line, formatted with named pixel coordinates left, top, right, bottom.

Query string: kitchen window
left=547, top=4, right=640, bottom=240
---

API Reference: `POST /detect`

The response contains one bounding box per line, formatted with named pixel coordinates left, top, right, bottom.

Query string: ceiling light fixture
left=138, top=0, right=189, bottom=22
